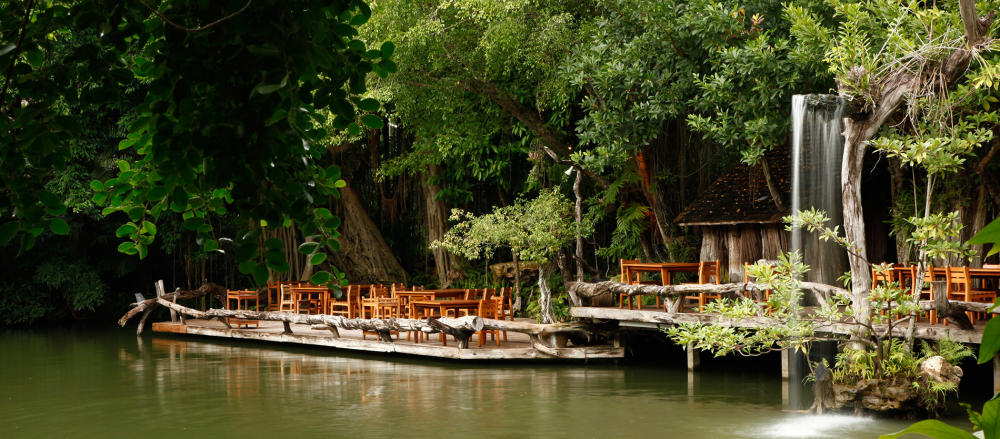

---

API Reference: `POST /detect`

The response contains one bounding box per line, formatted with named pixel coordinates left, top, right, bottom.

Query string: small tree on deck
left=432, top=190, right=576, bottom=323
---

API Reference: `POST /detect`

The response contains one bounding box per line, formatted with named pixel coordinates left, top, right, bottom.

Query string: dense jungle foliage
left=4, top=0, right=1000, bottom=328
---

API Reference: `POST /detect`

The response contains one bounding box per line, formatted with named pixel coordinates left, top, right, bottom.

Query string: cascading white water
left=788, top=95, right=850, bottom=411
left=790, top=94, right=849, bottom=286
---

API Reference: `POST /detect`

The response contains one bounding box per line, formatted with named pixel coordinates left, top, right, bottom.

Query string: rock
left=920, top=356, right=963, bottom=385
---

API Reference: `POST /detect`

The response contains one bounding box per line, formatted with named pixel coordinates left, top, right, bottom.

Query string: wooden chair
left=618, top=259, right=641, bottom=309
left=477, top=299, right=501, bottom=347
left=742, top=262, right=774, bottom=303
left=278, top=283, right=297, bottom=312
left=225, top=289, right=260, bottom=328
left=682, top=260, right=721, bottom=312
left=266, top=281, right=281, bottom=311
left=405, top=294, right=433, bottom=343
left=329, top=285, right=360, bottom=319
left=946, top=266, right=996, bottom=324
left=390, top=283, right=407, bottom=297
left=495, top=287, right=511, bottom=341
left=371, top=284, right=390, bottom=298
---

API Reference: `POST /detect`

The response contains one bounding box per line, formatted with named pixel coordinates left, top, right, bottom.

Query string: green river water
left=0, top=326, right=989, bottom=438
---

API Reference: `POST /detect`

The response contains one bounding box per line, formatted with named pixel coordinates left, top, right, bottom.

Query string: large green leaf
left=264, top=249, right=287, bottom=265
left=310, top=271, right=331, bottom=285
left=970, top=218, right=1000, bottom=245
left=360, top=114, right=383, bottom=129
left=984, top=395, right=1000, bottom=439
left=310, top=253, right=326, bottom=265
left=0, top=221, right=20, bottom=246
left=980, top=318, right=1000, bottom=364
left=49, top=218, right=69, bottom=235
left=236, top=243, right=259, bottom=262
left=380, top=41, right=395, bottom=59
left=298, top=242, right=320, bottom=254
left=252, top=263, right=270, bottom=285
left=264, top=237, right=283, bottom=250
left=115, top=224, right=138, bottom=237
left=36, top=190, right=61, bottom=209
left=183, top=217, right=206, bottom=231
left=878, top=420, right=978, bottom=439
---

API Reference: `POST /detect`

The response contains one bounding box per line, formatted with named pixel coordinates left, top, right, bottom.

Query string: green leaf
left=36, top=190, right=61, bottom=209
left=360, top=114, right=383, bottom=129
left=236, top=243, right=259, bottom=262
left=147, top=186, right=167, bottom=201
left=128, top=206, right=144, bottom=222
left=252, top=263, right=270, bottom=285
left=357, top=98, right=379, bottom=112
left=380, top=41, right=395, bottom=59
left=142, top=221, right=157, bottom=235
left=56, top=115, right=83, bottom=135
left=0, top=221, right=19, bottom=246
left=268, top=109, right=288, bottom=126
left=325, top=165, right=341, bottom=181
left=138, top=242, right=148, bottom=259
left=204, top=240, right=218, bottom=252
left=183, top=217, right=206, bottom=231
left=347, top=122, right=360, bottom=136
left=310, top=253, right=327, bottom=265
left=877, top=420, right=977, bottom=439
left=971, top=218, right=1000, bottom=245
left=115, top=224, right=138, bottom=237
left=310, top=271, right=331, bottom=285
left=264, top=237, right=283, bottom=250
left=324, top=217, right=342, bottom=230
left=117, top=241, right=136, bottom=253
left=238, top=260, right=257, bottom=274
left=264, top=249, right=287, bottom=265
left=298, top=242, right=320, bottom=254
left=90, top=180, right=104, bottom=192
left=49, top=218, right=69, bottom=235
left=25, top=51, right=44, bottom=67
left=983, top=394, right=1000, bottom=439
left=981, top=318, right=1000, bottom=364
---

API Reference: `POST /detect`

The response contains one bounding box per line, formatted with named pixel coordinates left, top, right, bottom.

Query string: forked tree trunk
left=329, top=185, right=407, bottom=284
left=422, top=164, right=465, bottom=287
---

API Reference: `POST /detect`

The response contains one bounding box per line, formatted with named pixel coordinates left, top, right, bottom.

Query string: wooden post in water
left=781, top=349, right=790, bottom=380
left=156, top=280, right=178, bottom=322
left=686, top=343, right=700, bottom=371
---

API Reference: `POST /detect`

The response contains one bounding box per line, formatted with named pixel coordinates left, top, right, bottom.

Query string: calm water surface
left=0, top=326, right=984, bottom=438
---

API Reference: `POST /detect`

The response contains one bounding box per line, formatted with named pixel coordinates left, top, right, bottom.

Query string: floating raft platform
left=152, top=318, right=624, bottom=361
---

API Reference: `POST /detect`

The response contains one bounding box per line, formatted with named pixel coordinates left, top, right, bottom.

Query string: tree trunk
left=574, top=169, right=585, bottom=282
left=760, top=154, right=787, bottom=212
left=538, top=264, right=556, bottom=324
left=329, top=185, right=407, bottom=285
left=422, top=164, right=465, bottom=287
left=512, top=251, right=523, bottom=313
left=886, top=156, right=910, bottom=264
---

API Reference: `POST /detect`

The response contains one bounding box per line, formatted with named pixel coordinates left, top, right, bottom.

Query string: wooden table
left=410, top=300, right=482, bottom=319
left=620, top=262, right=701, bottom=310
left=291, top=287, right=329, bottom=314
left=621, top=262, right=701, bottom=285
left=402, top=290, right=468, bottom=300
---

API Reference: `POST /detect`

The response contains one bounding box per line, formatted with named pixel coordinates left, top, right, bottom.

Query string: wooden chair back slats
left=477, top=299, right=501, bottom=347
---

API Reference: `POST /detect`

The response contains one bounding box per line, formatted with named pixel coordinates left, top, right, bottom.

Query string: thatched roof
left=673, top=146, right=790, bottom=226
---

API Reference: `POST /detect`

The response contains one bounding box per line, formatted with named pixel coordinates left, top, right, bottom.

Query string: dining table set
left=223, top=281, right=512, bottom=347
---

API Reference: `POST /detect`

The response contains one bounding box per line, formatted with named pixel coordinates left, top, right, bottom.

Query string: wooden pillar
left=994, top=353, right=1000, bottom=394
left=781, top=349, right=790, bottom=380
left=687, top=343, right=700, bottom=371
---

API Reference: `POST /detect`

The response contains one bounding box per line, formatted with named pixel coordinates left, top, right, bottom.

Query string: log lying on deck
left=567, top=280, right=849, bottom=309
left=118, top=283, right=228, bottom=335
left=128, top=297, right=599, bottom=352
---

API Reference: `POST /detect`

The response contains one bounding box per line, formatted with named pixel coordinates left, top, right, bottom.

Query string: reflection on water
left=0, top=326, right=979, bottom=439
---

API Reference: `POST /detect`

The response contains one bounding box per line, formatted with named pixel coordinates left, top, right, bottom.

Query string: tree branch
left=135, top=0, right=252, bottom=33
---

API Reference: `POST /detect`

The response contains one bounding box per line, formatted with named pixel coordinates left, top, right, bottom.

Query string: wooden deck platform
left=152, top=318, right=624, bottom=361
left=571, top=306, right=987, bottom=344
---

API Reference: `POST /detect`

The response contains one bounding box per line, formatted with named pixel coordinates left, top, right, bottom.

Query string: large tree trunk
left=329, top=185, right=407, bottom=285
left=886, top=156, right=911, bottom=264
left=422, top=164, right=465, bottom=287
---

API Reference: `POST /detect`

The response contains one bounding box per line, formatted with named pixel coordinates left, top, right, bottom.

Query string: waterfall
left=789, top=95, right=849, bottom=411
left=790, top=94, right=849, bottom=286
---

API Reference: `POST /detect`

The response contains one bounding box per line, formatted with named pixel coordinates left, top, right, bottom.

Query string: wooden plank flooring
left=152, top=319, right=624, bottom=361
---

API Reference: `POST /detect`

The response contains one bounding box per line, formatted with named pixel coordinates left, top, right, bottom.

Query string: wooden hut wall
left=699, top=223, right=789, bottom=283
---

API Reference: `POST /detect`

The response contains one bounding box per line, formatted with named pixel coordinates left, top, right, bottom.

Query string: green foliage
left=33, top=258, right=107, bottom=312
left=1, top=0, right=391, bottom=288
left=832, top=339, right=922, bottom=384
left=920, top=338, right=975, bottom=366
left=434, top=189, right=577, bottom=264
